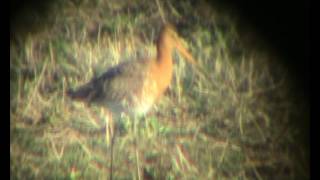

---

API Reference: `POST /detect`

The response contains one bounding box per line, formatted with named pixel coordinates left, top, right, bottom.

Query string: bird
left=67, top=24, right=198, bottom=178
left=67, top=23, right=197, bottom=120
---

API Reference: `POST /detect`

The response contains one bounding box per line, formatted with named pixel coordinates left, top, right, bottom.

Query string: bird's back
left=67, top=58, right=153, bottom=116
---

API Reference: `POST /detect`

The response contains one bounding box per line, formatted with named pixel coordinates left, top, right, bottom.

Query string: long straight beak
left=175, top=37, right=197, bottom=65
left=175, top=36, right=210, bottom=82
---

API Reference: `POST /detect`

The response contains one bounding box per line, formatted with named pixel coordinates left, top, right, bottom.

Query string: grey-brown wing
left=67, top=59, right=149, bottom=105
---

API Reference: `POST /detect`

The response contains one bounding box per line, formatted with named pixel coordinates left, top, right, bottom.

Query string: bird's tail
left=66, top=84, right=94, bottom=101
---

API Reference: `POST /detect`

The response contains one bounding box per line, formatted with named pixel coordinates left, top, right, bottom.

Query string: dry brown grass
left=10, top=0, right=309, bottom=179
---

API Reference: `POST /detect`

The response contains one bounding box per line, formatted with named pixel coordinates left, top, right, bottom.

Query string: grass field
left=10, top=0, right=309, bottom=179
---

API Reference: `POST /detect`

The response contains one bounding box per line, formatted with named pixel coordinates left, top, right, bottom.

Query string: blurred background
left=11, top=0, right=309, bottom=179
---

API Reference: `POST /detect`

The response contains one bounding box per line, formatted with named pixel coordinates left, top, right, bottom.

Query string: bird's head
left=158, top=23, right=197, bottom=66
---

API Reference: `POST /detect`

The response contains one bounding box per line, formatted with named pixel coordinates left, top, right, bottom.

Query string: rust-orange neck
left=156, top=29, right=175, bottom=66
left=157, top=44, right=173, bottom=65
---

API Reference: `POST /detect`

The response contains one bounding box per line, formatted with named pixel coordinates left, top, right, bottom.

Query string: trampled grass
left=10, top=0, right=309, bottom=179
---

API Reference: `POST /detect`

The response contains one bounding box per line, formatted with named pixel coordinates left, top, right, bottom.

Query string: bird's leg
left=98, top=109, right=117, bottom=180
left=102, top=108, right=114, bottom=146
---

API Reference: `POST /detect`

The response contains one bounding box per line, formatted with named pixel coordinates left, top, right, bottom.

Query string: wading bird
left=67, top=23, right=197, bottom=141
